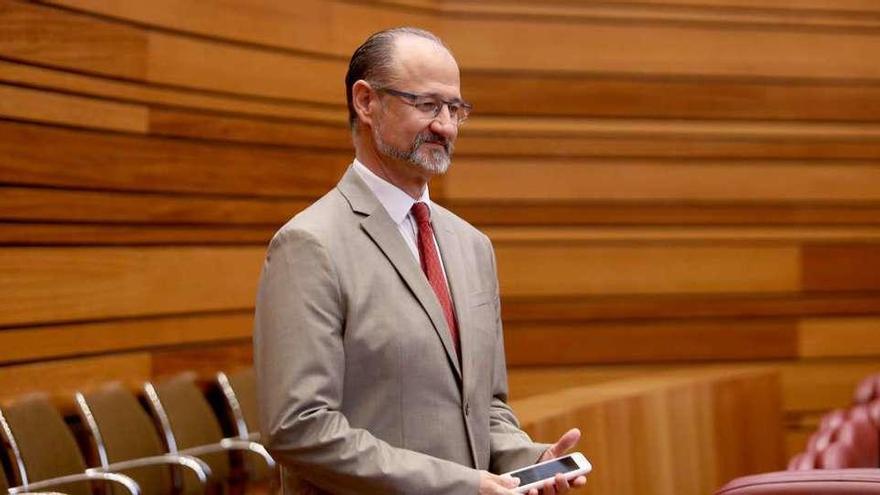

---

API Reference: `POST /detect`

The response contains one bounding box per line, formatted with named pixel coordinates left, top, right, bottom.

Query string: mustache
left=413, top=131, right=452, bottom=155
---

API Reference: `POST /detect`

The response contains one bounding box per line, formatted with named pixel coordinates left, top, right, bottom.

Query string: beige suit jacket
left=254, top=166, right=548, bottom=494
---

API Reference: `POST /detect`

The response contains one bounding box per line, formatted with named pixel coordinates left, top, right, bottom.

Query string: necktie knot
left=411, top=202, right=431, bottom=226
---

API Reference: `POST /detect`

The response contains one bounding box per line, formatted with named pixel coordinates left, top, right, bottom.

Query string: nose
left=430, top=105, right=458, bottom=138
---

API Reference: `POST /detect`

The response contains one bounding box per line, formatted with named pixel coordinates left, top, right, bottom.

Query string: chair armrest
left=102, top=453, right=213, bottom=485
left=8, top=470, right=140, bottom=495
left=179, top=439, right=276, bottom=470
left=717, top=469, right=880, bottom=494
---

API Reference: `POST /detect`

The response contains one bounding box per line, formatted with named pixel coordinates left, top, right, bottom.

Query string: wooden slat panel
left=0, top=84, right=148, bottom=132
left=0, top=353, right=152, bottom=407
left=0, top=187, right=305, bottom=224
left=0, top=246, right=264, bottom=326
left=451, top=17, right=880, bottom=78
left=443, top=0, right=880, bottom=28
left=803, top=244, right=880, bottom=291
left=508, top=359, right=880, bottom=414
left=446, top=158, right=880, bottom=202
left=146, top=32, right=344, bottom=103
left=0, top=0, right=146, bottom=77
left=0, top=121, right=348, bottom=196
left=0, top=312, right=252, bottom=364
left=0, top=223, right=275, bottom=245
left=456, top=133, right=880, bottom=159
left=504, top=318, right=797, bottom=365
left=451, top=203, right=880, bottom=226
left=506, top=315, right=880, bottom=365
left=485, top=226, right=880, bottom=243
left=148, top=108, right=349, bottom=148
left=495, top=244, right=799, bottom=296
left=463, top=73, right=880, bottom=120
left=502, top=293, right=880, bottom=322
left=0, top=59, right=346, bottom=122
left=512, top=368, right=784, bottom=495
left=799, top=317, right=880, bottom=358
left=584, top=0, right=880, bottom=13
left=151, top=341, right=253, bottom=379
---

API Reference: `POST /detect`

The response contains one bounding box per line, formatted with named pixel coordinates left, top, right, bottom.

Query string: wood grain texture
left=511, top=367, right=784, bottom=495
left=463, top=73, right=880, bottom=120
left=501, top=293, right=880, bottom=322
left=504, top=318, right=797, bottom=365
left=0, top=312, right=253, bottom=364
left=0, top=59, right=347, bottom=123
left=0, top=0, right=146, bottom=77
left=802, top=244, right=880, bottom=291
left=0, top=187, right=305, bottom=225
left=508, top=359, right=880, bottom=414
left=0, top=84, right=148, bottom=132
left=0, top=353, right=152, bottom=407
left=495, top=244, right=799, bottom=296
left=0, top=223, right=274, bottom=245
left=445, top=158, right=880, bottom=202
left=0, top=246, right=264, bottom=326
left=451, top=203, right=880, bottom=226
left=148, top=108, right=349, bottom=148
left=0, top=121, right=349, bottom=196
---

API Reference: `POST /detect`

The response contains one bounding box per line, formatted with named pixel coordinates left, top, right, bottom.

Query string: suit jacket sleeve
left=485, top=240, right=553, bottom=474
left=254, top=227, right=481, bottom=495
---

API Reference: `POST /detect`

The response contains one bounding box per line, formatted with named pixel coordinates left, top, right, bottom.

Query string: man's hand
left=479, top=470, right=520, bottom=495
left=528, top=428, right=587, bottom=495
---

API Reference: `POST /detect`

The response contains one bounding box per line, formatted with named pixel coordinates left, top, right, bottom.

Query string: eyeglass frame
left=374, top=86, right=473, bottom=125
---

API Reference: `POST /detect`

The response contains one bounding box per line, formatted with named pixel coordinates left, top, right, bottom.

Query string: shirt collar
left=353, top=159, right=432, bottom=225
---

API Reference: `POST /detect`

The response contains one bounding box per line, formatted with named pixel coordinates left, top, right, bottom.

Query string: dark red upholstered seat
left=716, top=469, right=880, bottom=494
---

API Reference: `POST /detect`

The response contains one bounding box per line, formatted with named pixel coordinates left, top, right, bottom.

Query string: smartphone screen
left=508, top=456, right=580, bottom=485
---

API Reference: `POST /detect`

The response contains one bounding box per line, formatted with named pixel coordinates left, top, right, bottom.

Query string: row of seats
left=0, top=369, right=276, bottom=495
left=716, top=371, right=880, bottom=494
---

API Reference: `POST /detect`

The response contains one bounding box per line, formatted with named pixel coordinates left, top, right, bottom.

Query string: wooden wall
left=513, top=367, right=784, bottom=495
left=3, top=0, right=880, bottom=467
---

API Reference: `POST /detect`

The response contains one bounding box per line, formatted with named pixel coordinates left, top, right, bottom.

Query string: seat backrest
left=0, top=394, right=90, bottom=495
left=218, top=368, right=271, bottom=481
left=147, top=373, right=230, bottom=484
left=219, top=369, right=258, bottom=439
left=77, top=383, right=171, bottom=495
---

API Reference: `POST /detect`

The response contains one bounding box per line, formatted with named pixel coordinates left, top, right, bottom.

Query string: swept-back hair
left=345, top=27, right=447, bottom=129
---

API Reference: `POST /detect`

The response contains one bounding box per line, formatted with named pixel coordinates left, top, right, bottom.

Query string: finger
left=554, top=473, right=571, bottom=493
left=528, top=489, right=538, bottom=495
left=543, top=478, right=557, bottom=495
left=572, top=475, right=587, bottom=487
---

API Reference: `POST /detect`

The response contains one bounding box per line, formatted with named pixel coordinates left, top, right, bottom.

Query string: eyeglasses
left=376, top=87, right=472, bottom=125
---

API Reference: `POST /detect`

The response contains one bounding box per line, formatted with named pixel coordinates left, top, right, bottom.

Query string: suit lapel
left=432, top=211, right=476, bottom=399
left=337, top=167, right=462, bottom=381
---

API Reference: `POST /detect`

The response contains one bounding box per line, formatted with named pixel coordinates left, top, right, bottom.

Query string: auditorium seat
left=143, top=373, right=274, bottom=494
left=74, top=383, right=211, bottom=495
left=0, top=394, right=140, bottom=495
left=216, top=369, right=274, bottom=483
left=716, top=469, right=880, bottom=494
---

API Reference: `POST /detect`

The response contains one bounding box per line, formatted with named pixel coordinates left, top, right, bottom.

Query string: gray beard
left=374, top=125, right=453, bottom=175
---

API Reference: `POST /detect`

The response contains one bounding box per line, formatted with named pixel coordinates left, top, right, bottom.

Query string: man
left=254, top=27, right=586, bottom=495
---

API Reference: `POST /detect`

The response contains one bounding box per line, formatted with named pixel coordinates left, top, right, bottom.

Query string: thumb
left=493, top=473, right=521, bottom=489
left=548, top=428, right=581, bottom=458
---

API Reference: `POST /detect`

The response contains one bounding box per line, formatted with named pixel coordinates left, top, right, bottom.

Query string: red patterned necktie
left=410, top=202, right=459, bottom=356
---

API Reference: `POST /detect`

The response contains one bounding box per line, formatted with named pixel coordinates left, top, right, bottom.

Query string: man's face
left=371, top=38, right=462, bottom=176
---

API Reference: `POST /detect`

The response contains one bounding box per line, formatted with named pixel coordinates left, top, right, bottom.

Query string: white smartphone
left=503, top=452, right=592, bottom=494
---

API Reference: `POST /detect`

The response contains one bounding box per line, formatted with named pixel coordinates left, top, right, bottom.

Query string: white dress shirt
left=352, top=159, right=448, bottom=277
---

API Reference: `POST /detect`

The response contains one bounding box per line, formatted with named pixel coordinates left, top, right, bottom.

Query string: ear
left=352, top=80, right=377, bottom=128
